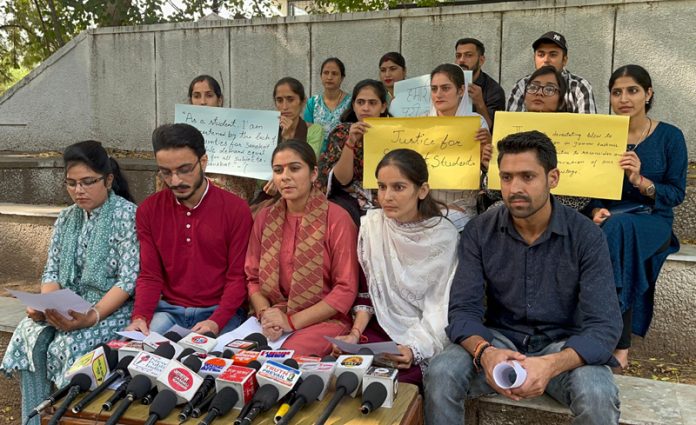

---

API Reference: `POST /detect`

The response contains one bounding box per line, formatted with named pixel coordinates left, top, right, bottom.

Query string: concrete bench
left=465, top=375, right=696, bottom=425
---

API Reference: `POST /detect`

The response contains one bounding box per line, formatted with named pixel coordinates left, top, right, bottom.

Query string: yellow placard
left=489, top=112, right=629, bottom=200
left=363, top=116, right=481, bottom=189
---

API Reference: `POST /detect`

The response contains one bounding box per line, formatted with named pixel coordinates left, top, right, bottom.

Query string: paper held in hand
left=8, top=288, right=92, bottom=319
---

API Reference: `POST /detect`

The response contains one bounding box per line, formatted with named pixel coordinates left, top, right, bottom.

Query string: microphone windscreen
left=297, top=375, right=324, bottom=402
left=210, top=387, right=238, bottom=416
left=177, top=348, right=195, bottom=361
left=320, top=355, right=336, bottom=363
left=182, top=355, right=202, bottom=373
left=283, top=358, right=299, bottom=369
left=150, top=390, right=178, bottom=418
left=244, top=333, right=268, bottom=347
left=106, top=348, right=119, bottom=370
left=247, top=360, right=262, bottom=371
left=72, top=374, right=93, bottom=391
left=153, top=343, right=175, bottom=359
left=357, top=347, right=374, bottom=356
left=128, top=375, right=153, bottom=398
left=257, top=345, right=272, bottom=351
left=202, top=331, right=216, bottom=338
left=163, top=331, right=183, bottom=343
left=362, top=382, right=387, bottom=409
left=254, top=385, right=280, bottom=409
left=116, top=355, right=134, bottom=372
left=208, top=351, right=222, bottom=357
left=336, top=372, right=359, bottom=394
left=222, top=349, right=234, bottom=359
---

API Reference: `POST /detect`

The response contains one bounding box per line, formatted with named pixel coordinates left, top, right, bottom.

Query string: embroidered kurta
left=246, top=202, right=359, bottom=356
left=1, top=193, right=138, bottom=387
left=303, top=93, right=352, bottom=151
left=590, top=122, right=687, bottom=336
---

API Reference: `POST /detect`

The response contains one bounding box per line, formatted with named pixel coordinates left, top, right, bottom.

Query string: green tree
left=309, top=0, right=440, bottom=14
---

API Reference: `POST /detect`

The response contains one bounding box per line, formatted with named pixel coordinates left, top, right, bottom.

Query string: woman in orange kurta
left=245, top=139, right=359, bottom=356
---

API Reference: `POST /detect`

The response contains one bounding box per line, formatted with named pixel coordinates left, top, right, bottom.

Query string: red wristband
left=287, top=314, right=297, bottom=332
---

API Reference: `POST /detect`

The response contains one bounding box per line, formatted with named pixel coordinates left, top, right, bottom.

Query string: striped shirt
left=506, top=69, right=597, bottom=114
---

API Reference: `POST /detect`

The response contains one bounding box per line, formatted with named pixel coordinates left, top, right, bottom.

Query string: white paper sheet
left=115, top=331, right=146, bottom=341
left=324, top=336, right=401, bottom=355
left=214, top=317, right=290, bottom=352
left=8, top=289, right=92, bottom=319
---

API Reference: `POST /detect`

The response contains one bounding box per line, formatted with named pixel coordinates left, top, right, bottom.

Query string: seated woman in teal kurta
left=1, top=141, right=139, bottom=425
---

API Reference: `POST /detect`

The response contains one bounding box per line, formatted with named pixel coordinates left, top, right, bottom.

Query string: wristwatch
left=644, top=183, right=656, bottom=197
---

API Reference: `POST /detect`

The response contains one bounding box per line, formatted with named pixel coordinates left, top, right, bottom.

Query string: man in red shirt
left=126, top=124, right=253, bottom=336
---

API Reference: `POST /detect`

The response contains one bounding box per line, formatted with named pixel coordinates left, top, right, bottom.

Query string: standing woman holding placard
left=318, top=79, right=391, bottom=225
left=245, top=140, right=358, bottom=356
left=378, top=52, right=407, bottom=103
left=590, top=65, right=687, bottom=370
left=429, top=63, right=492, bottom=230
left=1, top=141, right=138, bottom=425
left=304, top=58, right=352, bottom=152
left=186, top=75, right=257, bottom=201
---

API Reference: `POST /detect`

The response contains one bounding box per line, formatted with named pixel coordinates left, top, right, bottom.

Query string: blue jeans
left=424, top=330, right=620, bottom=425
left=149, top=299, right=246, bottom=335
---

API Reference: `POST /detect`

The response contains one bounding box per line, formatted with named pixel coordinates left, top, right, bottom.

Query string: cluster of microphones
left=28, top=329, right=399, bottom=425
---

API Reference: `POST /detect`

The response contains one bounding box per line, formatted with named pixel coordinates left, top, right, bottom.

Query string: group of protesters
left=1, top=29, right=687, bottom=425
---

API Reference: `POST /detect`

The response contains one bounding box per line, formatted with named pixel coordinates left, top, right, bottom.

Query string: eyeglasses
left=158, top=158, right=201, bottom=180
left=526, top=83, right=560, bottom=97
left=64, top=176, right=105, bottom=190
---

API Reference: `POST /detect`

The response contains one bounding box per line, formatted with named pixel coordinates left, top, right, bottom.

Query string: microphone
left=224, top=332, right=268, bottom=354
left=163, top=330, right=184, bottom=343
left=298, top=355, right=336, bottom=401
left=237, top=385, right=279, bottom=425
left=179, top=357, right=223, bottom=422
left=26, top=373, right=87, bottom=421
left=105, top=374, right=152, bottom=425
left=178, top=347, right=196, bottom=361
left=315, top=372, right=360, bottom=425
left=141, top=386, right=159, bottom=406
left=191, top=388, right=216, bottom=419
left=334, top=354, right=373, bottom=397
left=198, top=387, right=238, bottom=425
left=258, top=349, right=294, bottom=365
left=64, top=344, right=116, bottom=390
left=154, top=352, right=204, bottom=405
left=219, top=360, right=262, bottom=416
left=180, top=332, right=218, bottom=354
left=102, top=376, right=131, bottom=411
left=143, top=332, right=184, bottom=359
left=118, top=340, right=144, bottom=361
left=144, top=389, right=178, bottom=425
left=272, top=359, right=301, bottom=422
left=361, top=366, right=398, bottom=413
left=46, top=374, right=91, bottom=425
left=72, top=355, right=134, bottom=413
left=232, top=350, right=261, bottom=367
left=235, top=359, right=300, bottom=425
left=128, top=342, right=176, bottom=384
left=276, top=375, right=324, bottom=425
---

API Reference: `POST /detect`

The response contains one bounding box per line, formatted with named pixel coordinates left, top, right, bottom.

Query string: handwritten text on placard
left=175, top=104, right=280, bottom=180
left=488, top=112, right=629, bottom=200
left=363, top=116, right=481, bottom=189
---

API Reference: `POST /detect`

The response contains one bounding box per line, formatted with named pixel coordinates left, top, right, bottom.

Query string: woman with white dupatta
left=332, top=149, right=459, bottom=387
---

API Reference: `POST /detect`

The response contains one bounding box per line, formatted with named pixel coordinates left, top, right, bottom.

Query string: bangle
left=287, top=314, right=297, bottom=332
left=90, top=306, right=101, bottom=326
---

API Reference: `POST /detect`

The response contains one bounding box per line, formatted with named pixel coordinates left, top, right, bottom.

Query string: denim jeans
left=149, top=299, right=247, bottom=335
left=424, top=330, right=620, bottom=425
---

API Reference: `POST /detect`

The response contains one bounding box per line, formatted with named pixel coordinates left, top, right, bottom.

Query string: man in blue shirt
left=424, top=131, right=622, bottom=424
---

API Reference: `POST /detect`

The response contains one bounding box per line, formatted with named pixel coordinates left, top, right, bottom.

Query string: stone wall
left=1, top=0, right=695, bottom=157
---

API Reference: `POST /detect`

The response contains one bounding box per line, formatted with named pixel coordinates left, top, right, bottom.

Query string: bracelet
left=90, top=306, right=101, bottom=326
left=344, top=141, right=357, bottom=152
left=473, top=342, right=492, bottom=371
left=287, top=314, right=297, bottom=332
left=350, top=327, right=368, bottom=343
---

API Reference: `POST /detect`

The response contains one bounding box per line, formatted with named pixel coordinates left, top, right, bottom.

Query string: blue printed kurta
left=591, top=122, right=687, bottom=336
left=1, top=193, right=139, bottom=387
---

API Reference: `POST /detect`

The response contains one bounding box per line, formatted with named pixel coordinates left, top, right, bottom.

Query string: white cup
left=492, top=360, right=527, bottom=389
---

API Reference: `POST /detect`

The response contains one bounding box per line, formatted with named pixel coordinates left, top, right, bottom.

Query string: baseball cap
left=533, top=31, right=567, bottom=52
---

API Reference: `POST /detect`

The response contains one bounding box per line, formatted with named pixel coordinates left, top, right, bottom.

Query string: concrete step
left=467, top=375, right=696, bottom=425
left=0, top=295, right=27, bottom=333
